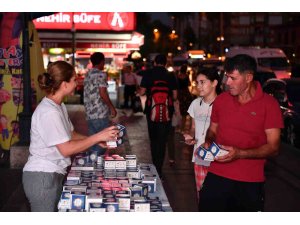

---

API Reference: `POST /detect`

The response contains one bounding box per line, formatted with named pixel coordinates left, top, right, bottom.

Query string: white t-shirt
left=187, top=97, right=212, bottom=166
left=23, top=97, right=74, bottom=174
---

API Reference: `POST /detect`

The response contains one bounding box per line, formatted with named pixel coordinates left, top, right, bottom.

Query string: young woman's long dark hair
left=197, top=67, right=222, bottom=94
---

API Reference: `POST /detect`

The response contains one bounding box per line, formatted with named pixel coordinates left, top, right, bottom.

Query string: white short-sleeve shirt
left=23, top=97, right=74, bottom=174
left=187, top=97, right=212, bottom=166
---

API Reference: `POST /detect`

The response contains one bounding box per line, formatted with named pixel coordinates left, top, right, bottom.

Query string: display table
left=58, top=154, right=172, bottom=212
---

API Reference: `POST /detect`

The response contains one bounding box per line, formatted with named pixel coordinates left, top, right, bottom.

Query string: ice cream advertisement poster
left=0, top=13, right=44, bottom=151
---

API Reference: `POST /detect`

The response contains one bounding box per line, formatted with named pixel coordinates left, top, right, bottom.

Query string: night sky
left=149, top=12, right=171, bottom=26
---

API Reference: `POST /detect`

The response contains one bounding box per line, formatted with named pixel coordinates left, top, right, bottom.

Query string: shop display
left=58, top=152, right=171, bottom=212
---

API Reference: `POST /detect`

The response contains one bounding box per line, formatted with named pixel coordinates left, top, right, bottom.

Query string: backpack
left=147, top=80, right=173, bottom=123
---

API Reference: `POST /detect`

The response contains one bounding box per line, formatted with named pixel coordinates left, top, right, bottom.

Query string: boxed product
left=74, top=156, right=88, bottom=166
left=85, top=193, right=103, bottom=211
left=197, top=146, right=214, bottom=161
left=208, top=142, right=229, bottom=158
left=106, top=124, right=126, bottom=148
left=130, top=186, right=143, bottom=197
left=142, top=177, right=156, bottom=193
left=115, top=159, right=127, bottom=170
left=134, top=201, right=150, bottom=212
left=126, top=169, right=140, bottom=179
left=137, top=183, right=149, bottom=197
left=66, top=171, right=82, bottom=182
left=71, top=163, right=95, bottom=171
left=116, top=124, right=126, bottom=137
left=116, top=195, right=131, bottom=211
left=150, top=204, right=162, bottom=211
left=58, top=191, right=71, bottom=210
left=66, top=209, right=85, bottom=212
left=70, top=191, right=86, bottom=210
left=104, top=157, right=116, bottom=170
left=86, top=186, right=102, bottom=194
left=106, top=140, right=118, bottom=148
left=97, top=155, right=104, bottom=166
left=89, top=203, right=106, bottom=212
left=89, top=151, right=99, bottom=163
left=64, top=179, right=80, bottom=186
left=103, top=198, right=119, bottom=212
left=125, top=155, right=137, bottom=168
left=116, top=169, right=127, bottom=177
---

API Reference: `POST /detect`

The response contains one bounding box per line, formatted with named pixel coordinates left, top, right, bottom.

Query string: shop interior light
left=49, top=48, right=65, bottom=54
left=131, top=51, right=141, bottom=59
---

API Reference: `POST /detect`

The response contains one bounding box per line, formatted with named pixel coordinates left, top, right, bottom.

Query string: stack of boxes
left=58, top=154, right=165, bottom=212
left=197, top=142, right=228, bottom=161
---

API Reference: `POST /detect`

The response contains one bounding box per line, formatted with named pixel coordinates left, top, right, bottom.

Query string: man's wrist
left=235, top=148, right=242, bottom=159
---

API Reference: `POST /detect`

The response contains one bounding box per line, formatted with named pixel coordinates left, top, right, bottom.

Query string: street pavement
left=1, top=104, right=300, bottom=212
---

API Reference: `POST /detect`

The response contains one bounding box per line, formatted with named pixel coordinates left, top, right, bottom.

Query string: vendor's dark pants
left=146, top=116, right=171, bottom=177
left=199, top=172, right=264, bottom=212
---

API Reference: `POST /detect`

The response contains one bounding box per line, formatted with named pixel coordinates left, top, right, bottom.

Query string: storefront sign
left=41, top=42, right=140, bottom=50
left=33, top=12, right=135, bottom=31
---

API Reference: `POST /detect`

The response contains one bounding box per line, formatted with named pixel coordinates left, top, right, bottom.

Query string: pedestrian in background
left=22, top=61, right=118, bottom=211
left=200, top=54, right=283, bottom=212
left=84, top=52, right=117, bottom=155
left=177, top=64, right=193, bottom=133
left=121, top=63, right=137, bottom=109
left=183, top=68, right=221, bottom=200
left=139, top=54, right=178, bottom=178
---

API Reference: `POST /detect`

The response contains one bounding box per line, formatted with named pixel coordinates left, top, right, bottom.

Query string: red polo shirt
left=209, top=82, right=283, bottom=182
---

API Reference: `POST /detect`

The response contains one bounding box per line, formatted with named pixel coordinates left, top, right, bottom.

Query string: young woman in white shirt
left=23, top=61, right=118, bottom=211
left=184, top=68, right=221, bottom=200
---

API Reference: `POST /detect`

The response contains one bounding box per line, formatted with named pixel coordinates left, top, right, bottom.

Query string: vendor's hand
left=214, top=145, right=240, bottom=163
left=110, top=107, right=117, bottom=118
left=98, top=142, right=117, bottom=150
left=97, top=126, right=119, bottom=142
left=183, top=133, right=196, bottom=145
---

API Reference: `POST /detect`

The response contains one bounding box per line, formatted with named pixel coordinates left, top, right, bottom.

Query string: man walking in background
left=139, top=54, right=178, bottom=178
left=121, top=63, right=137, bottom=109
left=84, top=52, right=117, bottom=155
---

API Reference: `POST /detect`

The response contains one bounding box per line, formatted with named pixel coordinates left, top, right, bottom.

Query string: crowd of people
left=22, top=52, right=283, bottom=212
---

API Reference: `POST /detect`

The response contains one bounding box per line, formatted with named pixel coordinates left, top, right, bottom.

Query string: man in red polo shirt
left=199, top=54, right=283, bottom=212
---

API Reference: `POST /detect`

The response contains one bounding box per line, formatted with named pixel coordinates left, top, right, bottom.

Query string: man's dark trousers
left=146, top=116, right=171, bottom=177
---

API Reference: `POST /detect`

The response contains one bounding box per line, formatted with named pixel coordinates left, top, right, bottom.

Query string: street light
left=153, top=28, right=160, bottom=43
left=216, top=36, right=224, bottom=57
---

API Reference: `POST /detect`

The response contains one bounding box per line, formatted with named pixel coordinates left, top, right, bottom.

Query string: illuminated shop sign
left=41, top=42, right=140, bottom=50
left=33, top=12, right=135, bottom=31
